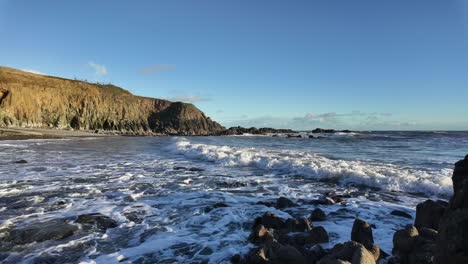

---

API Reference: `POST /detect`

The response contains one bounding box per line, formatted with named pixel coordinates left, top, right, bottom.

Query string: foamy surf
left=171, top=138, right=453, bottom=196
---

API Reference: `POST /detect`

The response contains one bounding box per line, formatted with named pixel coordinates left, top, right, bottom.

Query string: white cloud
left=22, top=69, right=44, bottom=75
left=88, top=61, right=108, bottom=76
left=221, top=111, right=398, bottom=130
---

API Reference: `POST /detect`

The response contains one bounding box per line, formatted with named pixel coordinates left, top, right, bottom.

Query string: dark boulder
left=351, top=219, right=374, bottom=249
left=393, top=225, right=419, bottom=255
left=246, top=240, right=306, bottom=264
left=293, top=226, right=329, bottom=246
left=253, top=212, right=287, bottom=230
left=276, top=197, right=296, bottom=209
left=76, top=213, right=117, bottom=231
left=249, top=224, right=275, bottom=244
left=391, top=210, right=413, bottom=219
left=415, top=199, right=447, bottom=230
left=3, top=219, right=77, bottom=245
left=204, top=202, right=229, bottom=213
left=310, top=208, right=327, bottom=221
left=318, top=241, right=375, bottom=264
left=285, top=217, right=312, bottom=232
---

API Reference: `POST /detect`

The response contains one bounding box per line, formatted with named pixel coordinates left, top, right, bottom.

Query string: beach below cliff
left=0, top=127, right=109, bottom=140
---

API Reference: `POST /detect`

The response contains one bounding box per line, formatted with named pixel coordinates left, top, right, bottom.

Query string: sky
left=1, top=0, right=467, bottom=130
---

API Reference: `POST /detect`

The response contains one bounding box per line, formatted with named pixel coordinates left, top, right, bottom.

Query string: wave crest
left=170, top=138, right=452, bottom=197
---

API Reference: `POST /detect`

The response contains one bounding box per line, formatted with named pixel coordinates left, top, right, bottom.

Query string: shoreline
left=0, top=127, right=110, bottom=141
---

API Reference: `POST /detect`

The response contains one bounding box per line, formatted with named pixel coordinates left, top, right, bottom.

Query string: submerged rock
left=76, top=213, right=117, bottom=231
left=3, top=219, right=77, bottom=245
left=390, top=210, right=413, bottom=219
left=276, top=197, right=296, bottom=209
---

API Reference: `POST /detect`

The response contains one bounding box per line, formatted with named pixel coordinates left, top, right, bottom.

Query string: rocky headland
left=0, top=67, right=224, bottom=136
left=236, top=155, right=468, bottom=264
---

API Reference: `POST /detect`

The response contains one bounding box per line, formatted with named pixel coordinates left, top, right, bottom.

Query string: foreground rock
left=351, top=219, right=374, bottom=249
left=244, top=210, right=383, bottom=264
left=319, top=241, right=376, bottom=264
left=390, top=154, right=468, bottom=264
left=415, top=200, right=447, bottom=230
left=435, top=155, right=468, bottom=264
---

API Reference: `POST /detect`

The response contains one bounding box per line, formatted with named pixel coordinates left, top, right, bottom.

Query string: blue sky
left=1, top=0, right=467, bottom=130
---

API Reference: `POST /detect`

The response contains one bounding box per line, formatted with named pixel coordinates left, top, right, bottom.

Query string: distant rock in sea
left=218, top=126, right=296, bottom=135
left=0, top=66, right=224, bottom=135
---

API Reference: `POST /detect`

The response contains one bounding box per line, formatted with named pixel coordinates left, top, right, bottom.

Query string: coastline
left=0, top=127, right=109, bottom=141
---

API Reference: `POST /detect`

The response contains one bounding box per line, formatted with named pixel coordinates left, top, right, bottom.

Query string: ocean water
left=0, top=131, right=467, bottom=263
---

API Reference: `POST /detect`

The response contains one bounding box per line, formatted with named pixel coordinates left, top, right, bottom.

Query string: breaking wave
left=170, top=138, right=453, bottom=196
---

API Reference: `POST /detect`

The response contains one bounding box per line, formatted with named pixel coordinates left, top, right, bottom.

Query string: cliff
left=0, top=67, right=224, bottom=135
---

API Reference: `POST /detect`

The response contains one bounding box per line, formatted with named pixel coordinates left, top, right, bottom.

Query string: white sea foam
left=170, top=138, right=453, bottom=196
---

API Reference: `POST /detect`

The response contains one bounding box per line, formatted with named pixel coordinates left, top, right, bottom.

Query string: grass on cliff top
left=0, top=66, right=131, bottom=95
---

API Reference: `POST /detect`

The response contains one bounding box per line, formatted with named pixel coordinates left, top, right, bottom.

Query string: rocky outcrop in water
left=390, top=155, right=468, bottom=264
left=219, top=126, right=296, bottom=135
left=0, top=67, right=224, bottom=135
left=435, top=155, right=468, bottom=264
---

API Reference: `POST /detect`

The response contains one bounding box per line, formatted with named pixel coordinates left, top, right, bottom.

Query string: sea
left=1, top=131, right=467, bottom=263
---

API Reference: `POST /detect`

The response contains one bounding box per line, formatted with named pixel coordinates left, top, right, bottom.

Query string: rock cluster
left=219, top=126, right=296, bottom=135
left=0, top=213, right=116, bottom=253
left=391, top=155, right=468, bottom=264
left=241, top=197, right=382, bottom=264
left=241, top=155, right=468, bottom=264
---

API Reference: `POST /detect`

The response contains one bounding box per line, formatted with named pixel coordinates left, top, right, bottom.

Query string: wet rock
left=319, top=241, right=373, bottom=264
left=367, top=243, right=383, bottom=261
left=173, top=166, right=187, bottom=170
left=390, top=210, right=413, bottom=219
left=256, top=201, right=276, bottom=207
left=351, top=219, right=374, bottom=249
left=249, top=224, right=275, bottom=244
left=76, top=213, right=117, bottom=231
left=204, top=202, right=229, bottom=213
left=293, top=226, right=329, bottom=245
left=246, top=240, right=306, bottom=264
left=415, top=199, right=447, bottom=230
left=216, top=181, right=247, bottom=188
left=393, top=225, right=419, bottom=255
left=351, top=244, right=376, bottom=264
left=305, top=245, right=327, bottom=263
left=285, top=217, right=312, bottom=232
left=418, top=227, right=438, bottom=241
left=14, top=159, right=28, bottom=164
left=189, top=167, right=205, bottom=172
left=310, top=208, right=327, bottom=221
left=231, top=254, right=241, bottom=263
left=434, top=155, right=468, bottom=264
left=4, top=219, right=77, bottom=245
left=435, top=209, right=468, bottom=264
left=276, top=197, right=296, bottom=209
left=253, top=212, right=287, bottom=230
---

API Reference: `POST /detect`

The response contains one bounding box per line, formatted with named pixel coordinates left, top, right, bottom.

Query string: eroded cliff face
left=0, top=67, right=224, bottom=135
